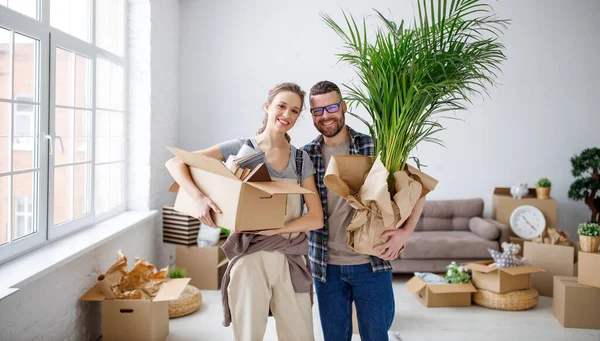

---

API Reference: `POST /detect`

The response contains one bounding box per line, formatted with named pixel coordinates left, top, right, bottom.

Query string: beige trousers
left=227, top=178, right=314, bottom=341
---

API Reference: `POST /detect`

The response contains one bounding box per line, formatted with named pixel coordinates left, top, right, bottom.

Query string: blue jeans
left=314, top=263, right=394, bottom=341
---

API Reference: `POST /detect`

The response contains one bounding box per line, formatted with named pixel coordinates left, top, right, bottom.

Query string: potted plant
left=535, top=178, right=552, bottom=199
left=568, top=148, right=600, bottom=223
left=320, top=0, right=509, bottom=255
left=445, top=262, right=471, bottom=284
left=577, top=222, right=600, bottom=252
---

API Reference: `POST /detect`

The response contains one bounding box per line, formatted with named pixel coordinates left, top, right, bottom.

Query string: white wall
left=179, top=0, right=600, bottom=238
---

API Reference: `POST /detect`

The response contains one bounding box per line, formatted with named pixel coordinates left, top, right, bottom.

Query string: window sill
left=0, top=210, right=158, bottom=301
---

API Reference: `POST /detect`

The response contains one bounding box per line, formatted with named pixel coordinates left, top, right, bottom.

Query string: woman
left=165, top=82, right=323, bottom=341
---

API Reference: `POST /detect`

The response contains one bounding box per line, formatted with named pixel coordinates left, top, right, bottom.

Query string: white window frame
left=0, top=0, right=128, bottom=263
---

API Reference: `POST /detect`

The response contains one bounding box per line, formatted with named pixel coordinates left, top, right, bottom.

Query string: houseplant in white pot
left=320, top=0, right=510, bottom=255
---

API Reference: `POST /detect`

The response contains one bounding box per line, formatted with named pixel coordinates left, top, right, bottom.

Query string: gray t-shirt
left=322, top=142, right=370, bottom=265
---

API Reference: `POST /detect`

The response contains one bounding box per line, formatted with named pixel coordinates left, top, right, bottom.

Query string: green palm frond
left=322, top=0, right=509, bottom=190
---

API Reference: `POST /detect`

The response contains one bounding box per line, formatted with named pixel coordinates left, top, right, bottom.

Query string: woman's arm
left=258, top=174, right=324, bottom=235
left=165, top=144, right=225, bottom=226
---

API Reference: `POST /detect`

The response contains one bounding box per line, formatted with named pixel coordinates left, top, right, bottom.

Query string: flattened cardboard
left=553, top=276, right=600, bottom=329
left=492, top=187, right=557, bottom=237
left=405, top=276, right=476, bottom=307
left=176, top=239, right=228, bottom=290
left=577, top=251, right=600, bottom=289
left=167, top=147, right=313, bottom=232
left=464, top=260, right=544, bottom=294
left=524, top=242, right=575, bottom=296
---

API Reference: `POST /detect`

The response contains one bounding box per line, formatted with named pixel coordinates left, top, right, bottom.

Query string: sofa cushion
left=469, top=217, right=500, bottom=240
left=400, top=231, right=499, bottom=259
left=415, top=198, right=484, bottom=232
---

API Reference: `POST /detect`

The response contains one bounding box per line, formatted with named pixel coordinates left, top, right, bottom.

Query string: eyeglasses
left=310, top=102, right=342, bottom=116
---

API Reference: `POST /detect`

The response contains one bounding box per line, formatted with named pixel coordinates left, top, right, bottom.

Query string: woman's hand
left=197, top=195, right=221, bottom=227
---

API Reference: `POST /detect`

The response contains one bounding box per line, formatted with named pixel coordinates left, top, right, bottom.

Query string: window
left=0, top=0, right=127, bottom=262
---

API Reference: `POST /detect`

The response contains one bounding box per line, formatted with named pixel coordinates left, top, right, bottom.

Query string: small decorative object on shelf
left=535, top=178, right=551, bottom=199
left=445, top=261, right=471, bottom=284
left=510, top=183, right=529, bottom=199
left=577, top=222, right=600, bottom=253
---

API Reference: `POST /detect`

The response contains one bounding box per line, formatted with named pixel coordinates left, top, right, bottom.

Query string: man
left=302, top=81, right=425, bottom=341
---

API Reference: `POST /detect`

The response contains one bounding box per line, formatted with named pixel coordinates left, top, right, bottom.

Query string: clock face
left=509, top=205, right=546, bottom=240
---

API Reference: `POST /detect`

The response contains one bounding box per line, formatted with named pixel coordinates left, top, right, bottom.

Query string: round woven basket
left=473, top=288, right=539, bottom=311
left=169, top=285, right=202, bottom=318
left=580, top=235, right=600, bottom=253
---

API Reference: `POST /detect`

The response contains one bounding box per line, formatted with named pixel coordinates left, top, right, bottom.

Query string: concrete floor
left=167, top=274, right=599, bottom=341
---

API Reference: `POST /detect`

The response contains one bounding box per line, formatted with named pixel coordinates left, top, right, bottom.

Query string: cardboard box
left=167, top=147, right=312, bottom=232
left=81, top=278, right=190, bottom=341
left=464, top=261, right=544, bottom=294
left=404, top=276, right=477, bottom=307
left=176, top=239, right=228, bottom=290
left=492, top=187, right=557, bottom=237
left=162, top=206, right=200, bottom=246
left=577, top=251, right=600, bottom=289
left=553, top=276, right=600, bottom=329
left=523, top=242, right=575, bottom=296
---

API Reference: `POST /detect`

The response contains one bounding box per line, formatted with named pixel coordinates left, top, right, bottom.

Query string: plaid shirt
left=302, top=126, right=392, bottom=282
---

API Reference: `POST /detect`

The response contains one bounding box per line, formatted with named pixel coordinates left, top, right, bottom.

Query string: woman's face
left=264, top=91, right=302, bottom=134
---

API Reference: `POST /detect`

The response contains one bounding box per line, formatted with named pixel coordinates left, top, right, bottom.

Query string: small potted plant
left=536, top=178, right=552, bottom=199
left=445, top=261, right=471, bottom=284
left=577, top=222, right=600, bottom=252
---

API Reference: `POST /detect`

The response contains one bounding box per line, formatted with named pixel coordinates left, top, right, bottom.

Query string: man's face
left=310, top=92, right=346, bottom=138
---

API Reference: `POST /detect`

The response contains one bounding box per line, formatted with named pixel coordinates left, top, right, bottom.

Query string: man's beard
left=315, top=115, right=345, bottom=138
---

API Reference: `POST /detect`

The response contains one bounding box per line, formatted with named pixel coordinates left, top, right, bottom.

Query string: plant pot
left=579, top=235, right=600, bottom=253
left=536, top=187, right=551, bottom=199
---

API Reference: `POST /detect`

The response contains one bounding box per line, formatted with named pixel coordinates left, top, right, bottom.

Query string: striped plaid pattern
left=302, top=126, right=392, bottom=282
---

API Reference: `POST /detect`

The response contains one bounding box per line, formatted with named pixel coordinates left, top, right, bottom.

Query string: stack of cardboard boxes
left=553, top=251, right=600, bottom=329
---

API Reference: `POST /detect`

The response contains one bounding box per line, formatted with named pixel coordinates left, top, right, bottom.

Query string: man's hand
left=374, top=228, right=411, bottom=260
left=197, top=196, right=221, bottom=227
left=374, top=196, right=426, bottom=261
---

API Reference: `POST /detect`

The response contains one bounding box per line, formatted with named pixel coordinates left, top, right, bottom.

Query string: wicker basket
left=169, top=285, right=203, bottom=318
left=579, top=235, right=600, bottom=253
left=473, top=288, right=539, bottom=311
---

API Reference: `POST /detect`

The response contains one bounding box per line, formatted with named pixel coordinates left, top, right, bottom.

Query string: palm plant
left=322, top=0, right=509, bottom=191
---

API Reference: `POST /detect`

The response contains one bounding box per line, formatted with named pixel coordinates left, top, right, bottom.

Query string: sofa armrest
left=485, top=218, right=510, bottom=245
left=469, top=217, right=500, bottom=240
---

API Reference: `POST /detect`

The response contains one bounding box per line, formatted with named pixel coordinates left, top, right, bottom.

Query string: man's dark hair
left=310, top=80, right=342, bottom=100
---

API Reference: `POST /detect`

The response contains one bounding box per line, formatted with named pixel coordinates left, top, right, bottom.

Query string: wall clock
left=509, top=205, right=546, bottom=240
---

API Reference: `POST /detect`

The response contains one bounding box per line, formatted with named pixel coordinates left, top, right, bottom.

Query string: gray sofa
left=391, top=198, right=509, bottom=273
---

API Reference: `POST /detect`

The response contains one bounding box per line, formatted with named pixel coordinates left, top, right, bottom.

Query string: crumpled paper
left=102, top=250, right=169, bottom=300
left=532, top=228, right=575, bottom=247
left=324, top=155, right=438, bottom=256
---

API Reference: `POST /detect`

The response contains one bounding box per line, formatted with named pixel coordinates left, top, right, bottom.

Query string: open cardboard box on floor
left=577, top=251, right=600, bottom=289
left=81, top=278, right=190, bottom=341
left=464, top=260, right=544, bottom=294
left=523, top=242, right=576, bottom=297
left=492, top=187, right=557, bottom=236
left=404, top=275, right=477, bottom=307
left=167, top=147, right=312, bottom=232
left=553, top=276, right=600, bottom=329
